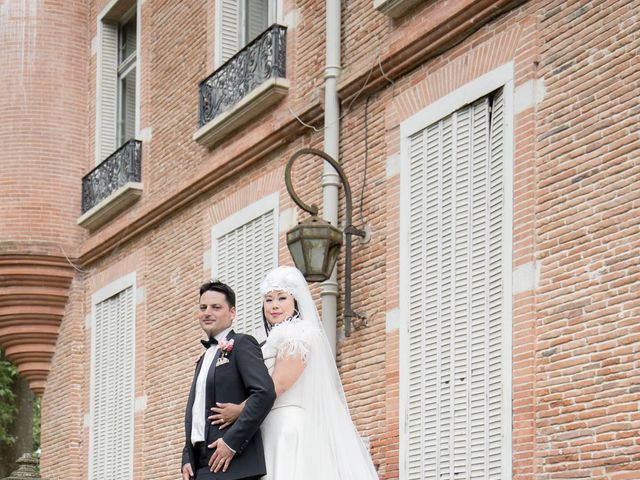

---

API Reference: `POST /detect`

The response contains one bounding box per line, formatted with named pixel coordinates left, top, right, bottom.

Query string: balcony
left=193, top=24, right=289, bottom=148
left=78, top=139, right=142, bottom=230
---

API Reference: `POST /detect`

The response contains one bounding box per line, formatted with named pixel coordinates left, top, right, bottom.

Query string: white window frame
left=214, top=0, right=281, bottom=67
left=398, top=62, right=515, bottom=480
left=87, top=272, right=137, bottom=480
left=95, top=0, right=141, bottom=164
left=211, top=192, right=279, bottom=339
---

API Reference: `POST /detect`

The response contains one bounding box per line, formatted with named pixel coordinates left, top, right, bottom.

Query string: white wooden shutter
left=245, top=0, right=269, bottom=43
left=91, top=287, right=135, bottom=480
left=406, top=90, right=505, bottom=480
left=121, top=67, right=137, bottom=142
left=218, top=0, right=241, bottom=64
left=214, top=209, right=277, bottom=343
left=98, top=23, right=118, bottom=162
left=486, top=89, right=505, bottom=478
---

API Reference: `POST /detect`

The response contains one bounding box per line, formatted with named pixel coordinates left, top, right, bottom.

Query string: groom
left=182, top=280, right=275, bottom=480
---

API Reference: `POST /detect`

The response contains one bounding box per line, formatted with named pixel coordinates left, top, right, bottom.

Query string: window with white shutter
left=90, top=280, right=136, bottom=480
left=96, top=3, right=138, bottom=163
left=215, top=0, right=276, bottom=66
left=117, top=12, right=137, bottom=146
left=211, top=194, right=279, bottom=342
left=401, top=89, right=509, bottom=480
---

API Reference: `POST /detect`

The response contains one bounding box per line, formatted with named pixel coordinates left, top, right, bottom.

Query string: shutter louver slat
left=406, top=90, right=505, bottom=480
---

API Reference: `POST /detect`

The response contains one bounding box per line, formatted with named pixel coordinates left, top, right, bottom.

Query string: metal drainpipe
left=320, top=0, right=341, bottom=355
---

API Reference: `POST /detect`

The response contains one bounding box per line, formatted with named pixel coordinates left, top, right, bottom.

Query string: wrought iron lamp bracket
left=285, top=147, right=367, bottom=337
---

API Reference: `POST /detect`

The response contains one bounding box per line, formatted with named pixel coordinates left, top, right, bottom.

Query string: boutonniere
left=216, top=339, right=234, bottom=366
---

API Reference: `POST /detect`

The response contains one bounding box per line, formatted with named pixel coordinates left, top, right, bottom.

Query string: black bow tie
left=201, top=337, right=218, bottom=349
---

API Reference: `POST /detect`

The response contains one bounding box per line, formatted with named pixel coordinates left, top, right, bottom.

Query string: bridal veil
left=260, top=266, right=379, bottom=479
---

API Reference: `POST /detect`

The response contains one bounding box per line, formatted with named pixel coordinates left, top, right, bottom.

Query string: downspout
left=320, top=0, right=341, bottom=355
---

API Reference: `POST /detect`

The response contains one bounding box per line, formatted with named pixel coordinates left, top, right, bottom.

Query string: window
left=89, top=275, right=136, bottom=480
left=211, top=194, right=279, bottom=342
left=117, top=13, right=137, bottom=146
left=96, top=3, right=138, bottom=163
left=242, top=0, right=269, bottom=45
left=215, top=0, right=276, bottom=65
left=401, top=88, right=511, bottom=480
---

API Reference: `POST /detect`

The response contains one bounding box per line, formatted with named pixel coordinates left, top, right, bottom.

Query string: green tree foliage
left=33, top=397, right=40, bottom=452
left=0, top=352, right=18, bottom=446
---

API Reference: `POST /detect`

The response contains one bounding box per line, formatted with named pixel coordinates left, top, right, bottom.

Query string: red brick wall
left=143, top=0, right=208, bottom=200
left=0, top=0, right=87, bottom=255
left=40, top=276, right=86, bottom=477
left=534, top=1, right=640, bottom=479
left=34, top=1, right=640, bottom=480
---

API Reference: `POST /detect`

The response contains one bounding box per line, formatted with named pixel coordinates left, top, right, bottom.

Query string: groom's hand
left=208, top=438, right=235, bottom=473
left=181, top=463, right=194, bottom=480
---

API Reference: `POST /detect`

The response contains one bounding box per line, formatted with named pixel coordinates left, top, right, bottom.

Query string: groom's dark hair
left=199, top=280, right=236, bottom=308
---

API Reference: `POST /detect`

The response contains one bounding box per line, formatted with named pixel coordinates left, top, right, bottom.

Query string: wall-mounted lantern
left=284, top=148, right=367, bottom=336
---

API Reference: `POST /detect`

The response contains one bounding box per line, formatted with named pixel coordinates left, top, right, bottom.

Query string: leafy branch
left=0, top=351, right=18, bottom=446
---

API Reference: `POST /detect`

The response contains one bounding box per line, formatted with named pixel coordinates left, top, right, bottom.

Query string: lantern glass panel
left=308, top=238, right=329, bottom=274
left=326, top=245, right=340, bottom=271
left=288, top=238, right=306, bottom=272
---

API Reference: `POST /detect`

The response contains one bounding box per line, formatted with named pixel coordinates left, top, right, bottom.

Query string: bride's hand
left=209, top=401, right=244, bottom=429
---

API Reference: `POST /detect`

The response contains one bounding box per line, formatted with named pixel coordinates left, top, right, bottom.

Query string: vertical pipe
left=321, top=0, right=341, bottom=354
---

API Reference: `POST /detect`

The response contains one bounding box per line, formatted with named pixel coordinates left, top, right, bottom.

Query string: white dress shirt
left=191, top=327, right=233, bottom=445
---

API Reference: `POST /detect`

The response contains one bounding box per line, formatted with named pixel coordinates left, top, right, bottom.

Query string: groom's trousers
left=192, top=442, right=261, bottom=480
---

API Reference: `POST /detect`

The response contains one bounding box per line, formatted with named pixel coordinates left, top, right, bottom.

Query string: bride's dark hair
left=262, top=298, right=299, bottom=335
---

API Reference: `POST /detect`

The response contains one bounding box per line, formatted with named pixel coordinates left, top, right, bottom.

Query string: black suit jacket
left=183, top=330, right=275, bottom=479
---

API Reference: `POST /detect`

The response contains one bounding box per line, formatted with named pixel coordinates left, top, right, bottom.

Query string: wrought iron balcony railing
left=199, top=24, right=287, bottom=127
left=82, top=139, right=142, bottom=213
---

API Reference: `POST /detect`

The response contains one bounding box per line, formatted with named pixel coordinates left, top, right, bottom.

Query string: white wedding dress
left=258, top=313, right=379, bottom=480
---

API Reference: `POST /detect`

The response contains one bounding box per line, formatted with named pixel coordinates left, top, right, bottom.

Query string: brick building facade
left=0, top=0, right=638, bottom=479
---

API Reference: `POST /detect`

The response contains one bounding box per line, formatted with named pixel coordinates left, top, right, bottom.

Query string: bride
left=209, top=266, right=378, bottom=479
